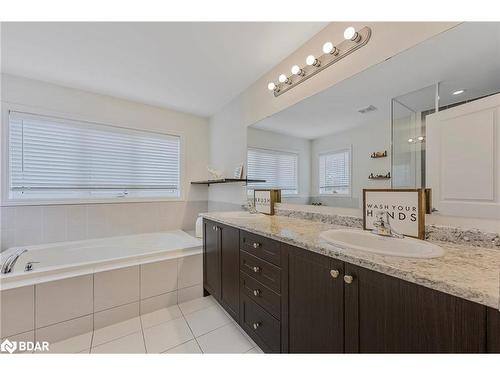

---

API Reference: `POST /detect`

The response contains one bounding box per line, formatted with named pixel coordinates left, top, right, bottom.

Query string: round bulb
left=408, top=138, right=414, bottom=143
left=291, top=65, right=301, bottom=75
left=306, top=55, right=316, bottom=66
left=267, top=82, right=276, bottom=91
left=417, top=136, right=424, bottom=141
left=278, top=74, right=287, bottom=83
left=344, top=26, right=356, bottom=40
left=322, top=42, right=333, bottom=54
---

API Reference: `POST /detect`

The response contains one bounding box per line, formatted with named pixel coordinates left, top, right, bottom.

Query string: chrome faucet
left=371, top=211, right=404, bottom=239
left=1, top=249, right=28, bottom=274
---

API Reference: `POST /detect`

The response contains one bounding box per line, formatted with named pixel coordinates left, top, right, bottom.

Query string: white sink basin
left=320, top=229, right=444, bottom=258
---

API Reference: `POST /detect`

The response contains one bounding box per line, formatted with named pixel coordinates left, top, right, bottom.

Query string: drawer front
left=240, top=250, right=281, bottom=294
left=240, top=231, right=281, bottom=266
left=241, top=295, right=281, bottom=353
left=240, top=272, right=281, bottom=319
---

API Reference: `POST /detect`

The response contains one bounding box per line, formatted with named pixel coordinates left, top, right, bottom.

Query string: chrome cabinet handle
left=253, top=289, right=261, bottom=296
left=252, top=266, right=261, bottom=273
left=252, top=242, right=261, bottom=249
left=344, top=275, right=354, bottom=284
left=252, top=322, right=261, bottom=330
left=330, top=269, right=340, bottom=279
left=212, top=225, right=216, bottom=230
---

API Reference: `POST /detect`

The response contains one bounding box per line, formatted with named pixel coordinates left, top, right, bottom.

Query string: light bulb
left=417, top=136, right=424, bottom=141
left=322, top=42, right=333, bottom=54
left=306, top=55, right=319, bottom=66
left=344, top=26, right=361, bottom=42
left=408, top=138, right=414, bottom=143
left=278, top=74, right=287, bottom=83
left=291, top=65, right=304, bottom=76
left=267, top=82, right=276, bottom=91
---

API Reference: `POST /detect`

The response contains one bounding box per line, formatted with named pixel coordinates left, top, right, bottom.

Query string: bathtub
left=0, top=230, right=202, bottom=291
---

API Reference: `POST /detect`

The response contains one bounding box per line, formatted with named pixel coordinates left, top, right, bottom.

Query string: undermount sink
left=320, top=229, right=444, bottom=258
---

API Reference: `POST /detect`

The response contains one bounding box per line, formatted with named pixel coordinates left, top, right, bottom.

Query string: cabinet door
left=487, top=308, right=500, bottom=353
left=203, top=220, right=221, bottom=300
left=344, top=263, right=486, bottom=353
left=220, top=224, right=240, bottom=321
left=287, top=245, right=344, bottom=353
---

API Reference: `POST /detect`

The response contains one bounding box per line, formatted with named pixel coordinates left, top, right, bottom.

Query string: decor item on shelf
left=233, top=163, right=244, bottom=179
left=267, top=26, right=371, bottom=97
left=363, top=189, right=427, bottom=239
left=191, top=178, right=266, bottom=186
left=369, top=172, right=391, bottom=180
left=370, top=150, right=388, bottom=158
left=207, top=166, right=224, bottom=180
left=254, top=189, right=281, bottom=215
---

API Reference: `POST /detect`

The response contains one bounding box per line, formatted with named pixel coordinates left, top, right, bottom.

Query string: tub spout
left=1, top=249, right=28, bottom=274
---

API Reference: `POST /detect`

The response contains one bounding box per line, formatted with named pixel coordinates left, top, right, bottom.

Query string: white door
left=426, top=93, right=500, bottom=219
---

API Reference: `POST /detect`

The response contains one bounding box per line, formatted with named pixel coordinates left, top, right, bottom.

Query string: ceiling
left=252, top=22, right=500, bottom=139
left=1, top=22, right=328, bottom=117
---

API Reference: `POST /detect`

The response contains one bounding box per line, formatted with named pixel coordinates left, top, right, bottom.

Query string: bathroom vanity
left=202, top=213, right=500, bottom=353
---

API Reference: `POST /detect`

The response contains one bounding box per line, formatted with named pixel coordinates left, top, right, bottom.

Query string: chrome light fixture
left=268, top=26, right=372, bottom=97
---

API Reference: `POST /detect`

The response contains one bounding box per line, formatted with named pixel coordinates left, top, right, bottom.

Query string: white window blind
left=8, top=111, right=181, bottom=201
left=247, top=147, right=298, bottom=195
left=319, top=149, right=351, bottom=195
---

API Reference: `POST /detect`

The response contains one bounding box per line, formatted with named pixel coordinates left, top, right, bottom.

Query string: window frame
left=317, top=147, right=352, bottom=197
left=1, top=103, right=186, bottom=206
left=246, top=146, right=300, bottom=197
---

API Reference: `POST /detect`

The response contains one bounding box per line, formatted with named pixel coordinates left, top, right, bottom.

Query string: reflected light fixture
left=452, top=89, right=465, bottom=95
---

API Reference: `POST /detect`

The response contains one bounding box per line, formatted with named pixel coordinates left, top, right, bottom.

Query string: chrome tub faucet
left=1, top=248, right=28, bottom=274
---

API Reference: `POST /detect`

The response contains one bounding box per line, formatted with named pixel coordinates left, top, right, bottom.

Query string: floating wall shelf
left=370, top=150, right=388, bottom=158
left=368, top=172, right=391, bottom=180
left=191, top=178, right=266, bottom=186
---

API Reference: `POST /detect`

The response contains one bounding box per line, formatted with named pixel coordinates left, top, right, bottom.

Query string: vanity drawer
left=240, top=250, right=281, bottom=294
left=241, top=294, right=281, bottom=353
left=240, top=272, right=281, bottom=319
left=240, top=231, right=281, bottom=266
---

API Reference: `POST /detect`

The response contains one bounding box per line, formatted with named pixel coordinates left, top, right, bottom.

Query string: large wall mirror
left=246, top=23, right=500, bottom=219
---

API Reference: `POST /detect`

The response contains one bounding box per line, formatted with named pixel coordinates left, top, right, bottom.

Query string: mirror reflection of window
left=247, top=147, right=299, bottom=196
left=318, top=149, right=351, bottom=196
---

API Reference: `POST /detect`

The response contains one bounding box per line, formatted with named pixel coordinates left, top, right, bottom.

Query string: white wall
left=208, top=22, right=459, bottom=211
left=0, top=74, right=210, bottom=251
left=247, top=127, right=311, bottom=204
left=311, top=122, right=391, bottom=208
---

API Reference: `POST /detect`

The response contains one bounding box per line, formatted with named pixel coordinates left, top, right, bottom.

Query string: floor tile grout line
left=178, top=300, right=201, bottom=352
left=91, top=319, right=142, bottom=348
left=91, top=330, right=143, bottom=351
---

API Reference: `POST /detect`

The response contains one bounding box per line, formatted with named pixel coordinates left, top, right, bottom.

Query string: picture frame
left=253, top=189, right=281, bottom=215
left=363, top=189, right=427, bottom=239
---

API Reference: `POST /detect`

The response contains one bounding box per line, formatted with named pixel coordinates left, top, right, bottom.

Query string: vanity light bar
left=267, top=26, right=372, bottom=97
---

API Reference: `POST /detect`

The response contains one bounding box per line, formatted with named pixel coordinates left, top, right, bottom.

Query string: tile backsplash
left=0, top=200, right=207, bottom=251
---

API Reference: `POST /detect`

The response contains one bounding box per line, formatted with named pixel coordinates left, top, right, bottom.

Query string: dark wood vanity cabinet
left=287, top=245, right=344, bottom=353
left=203, top=219, right=240, bottom=321
left=203, top=219, right=497, bottom=353
left=343, top=263, right=486, bottom=353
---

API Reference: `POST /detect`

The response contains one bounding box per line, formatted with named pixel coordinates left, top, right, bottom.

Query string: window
left=7, top=111, right=181, bottom=202
left=247, top=147, right=298, bottom=195
left=318, top=149, right=351, bottom=195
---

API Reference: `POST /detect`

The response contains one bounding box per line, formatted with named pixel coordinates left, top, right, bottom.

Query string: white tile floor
left=45, top=296, right=264, bottom=354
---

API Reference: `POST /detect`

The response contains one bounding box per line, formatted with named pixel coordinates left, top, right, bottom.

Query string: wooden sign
left=363, top=189, right=426, bottom=239
left=254, top=189, right=281, bottom=215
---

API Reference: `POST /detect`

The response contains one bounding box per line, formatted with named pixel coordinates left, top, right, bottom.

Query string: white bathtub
left=0, top=230, right=202, bottom=290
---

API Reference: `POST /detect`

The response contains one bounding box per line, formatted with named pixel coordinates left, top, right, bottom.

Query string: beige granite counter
left=201, top=212, right=500, bottom=310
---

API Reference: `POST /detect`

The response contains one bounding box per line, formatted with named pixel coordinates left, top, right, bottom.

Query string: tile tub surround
left=201, top=212, right=500, bottom=310
left=0, top=254, right=203, bottom=342
left=274, top=205, right=500, bottom=250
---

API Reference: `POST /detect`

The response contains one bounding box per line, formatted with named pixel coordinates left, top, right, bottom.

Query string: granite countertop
left=201, top=211, right=500, bottom=310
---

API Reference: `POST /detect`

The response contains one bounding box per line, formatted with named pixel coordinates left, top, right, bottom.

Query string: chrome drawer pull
left=252, top=266, right=261, bottom=273
left=252, top=322, right=261, bottom=330
left=344, top=275, right=354, bottom=284
left=330, top=269, right=340, bottom=279
left=253, top=289, right=261, bottom=296
left=252, top=242, right=261, bottom=249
